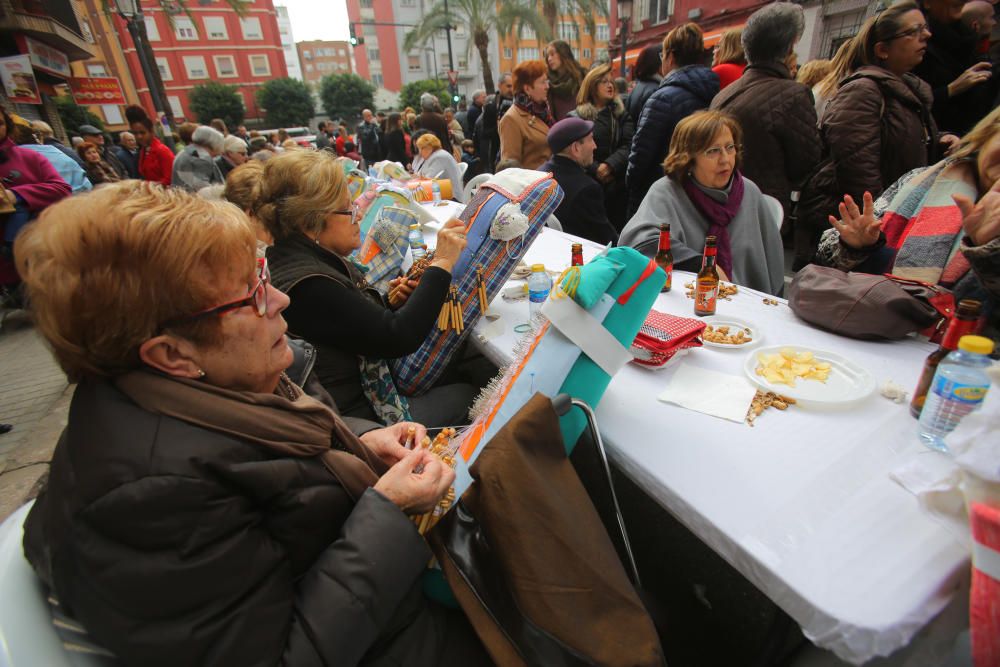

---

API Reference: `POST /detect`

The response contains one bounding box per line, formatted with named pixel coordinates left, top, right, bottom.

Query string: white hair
left=223, top=135, right=248, bottom=154
left=192, top=125, right=225, bottom=151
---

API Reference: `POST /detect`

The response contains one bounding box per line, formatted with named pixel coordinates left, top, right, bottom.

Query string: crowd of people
left=1, top=0, right=999, bottom=662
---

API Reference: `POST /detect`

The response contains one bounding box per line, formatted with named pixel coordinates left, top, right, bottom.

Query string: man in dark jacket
left=540, top=118, right=618, bottom=245
left=113, top=131, right=141, bottom=179
left=415, top=93, right=453, bottom=156
left=626, top=23, right=719, bottom=218
left=915, top=0, right=995, bottom=135
left=356, top=109, right=384, bottom=167
left=466, top=90, right=486, bottom=136
left=476, top=73, right=514, bottom=170
left=711, top=2, right=821, bottom=217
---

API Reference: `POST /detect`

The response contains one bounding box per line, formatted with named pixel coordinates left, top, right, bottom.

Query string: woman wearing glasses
left=798, top=1, right=957, bottom=268
left=570, top=63, right=635, bottom=231
left=258, top=150, right=475, bottom=427
left=620, top=110, right=785, bottom=296
left=17, top=181, right=489, bottom=665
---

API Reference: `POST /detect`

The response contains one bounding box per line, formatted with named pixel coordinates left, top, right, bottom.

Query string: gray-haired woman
left=171, top=125, right=225, bottom=192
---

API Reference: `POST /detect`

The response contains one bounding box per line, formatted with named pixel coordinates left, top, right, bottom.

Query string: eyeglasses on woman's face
left=329, top=202, right=362, bottom=226
left=885, top=22, right=930, bottom=40
left=702, top=143, right=738, bottom=160
left=161, top=258, right=271, bottom=329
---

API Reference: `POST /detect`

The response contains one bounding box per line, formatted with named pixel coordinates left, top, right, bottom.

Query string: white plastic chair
left=463, top=172, right=492, bottom=203
left=0, top=502, right=112, bottom=667
left=456, top=161, right=469, bottom=177
left=546, top=214, right=563, bottom=231
left=761, top=194, right=783, bottom=232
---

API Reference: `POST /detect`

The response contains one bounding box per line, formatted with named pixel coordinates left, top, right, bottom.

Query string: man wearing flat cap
left=78, top=124, right=128, bottom=179
left=540, top=117, right=618, bottom=245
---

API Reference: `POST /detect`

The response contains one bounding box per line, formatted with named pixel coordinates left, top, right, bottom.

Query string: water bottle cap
left=409, top=223, right=419, bottom=230
left=958, top=335, right=994, bottom=355
left=531, top=263, right=545, bottom=272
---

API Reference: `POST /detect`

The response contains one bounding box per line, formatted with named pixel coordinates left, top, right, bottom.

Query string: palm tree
left=537, top=0, right=608, bottom=48
left=403, top=0, right=549, bottom=95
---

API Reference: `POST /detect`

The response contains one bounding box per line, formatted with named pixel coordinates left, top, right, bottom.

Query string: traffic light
left=349, top=24, right=363, bottom=46
left=452, top=93, right=460, bottom=103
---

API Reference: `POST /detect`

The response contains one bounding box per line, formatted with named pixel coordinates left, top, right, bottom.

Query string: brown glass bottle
left=694, top=236, right=719, bottom=316
left=571, top=243, right=584, bottom=267
left=654, top=223, right=673, bottom=292
left=909, top=299, right=982, bottom=418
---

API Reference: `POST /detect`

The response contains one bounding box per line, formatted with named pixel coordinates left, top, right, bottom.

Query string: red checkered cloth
left=970, top=502, right=1000, bottom=667
left=630, top=309, right=705, bottom=368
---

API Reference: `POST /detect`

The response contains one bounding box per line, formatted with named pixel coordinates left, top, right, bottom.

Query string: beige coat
left=498, top=105, right=551, bottom=170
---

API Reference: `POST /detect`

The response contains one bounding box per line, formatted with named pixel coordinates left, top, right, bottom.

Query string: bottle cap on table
left=958, top=335, right=994, bottom=355
left=531, top=263, right=545, bottom=272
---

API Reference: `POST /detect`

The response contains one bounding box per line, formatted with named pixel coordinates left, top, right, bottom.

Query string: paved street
left=0, top=311, right=71, bottom=522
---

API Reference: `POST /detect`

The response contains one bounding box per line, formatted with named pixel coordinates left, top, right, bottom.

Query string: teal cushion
left=563, top=255, right=625, bottom=309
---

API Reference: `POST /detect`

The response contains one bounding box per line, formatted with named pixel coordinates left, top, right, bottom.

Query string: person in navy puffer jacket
left=625, top=22, right=719, bottom=219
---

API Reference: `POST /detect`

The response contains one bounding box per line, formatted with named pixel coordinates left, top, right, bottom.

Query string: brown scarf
left=115, top=370, right=383, bottom=500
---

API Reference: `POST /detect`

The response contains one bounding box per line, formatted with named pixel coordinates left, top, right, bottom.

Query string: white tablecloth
left=424, top=221, right=968, bottom=665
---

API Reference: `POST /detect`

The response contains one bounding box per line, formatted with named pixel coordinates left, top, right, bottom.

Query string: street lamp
left=618, top=0, right=633, bottom=78
left=113, top=0, right=173, bottom=128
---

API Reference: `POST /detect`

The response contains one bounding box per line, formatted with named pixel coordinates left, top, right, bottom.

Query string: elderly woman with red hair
left=498, top=59, right=554, bottom=169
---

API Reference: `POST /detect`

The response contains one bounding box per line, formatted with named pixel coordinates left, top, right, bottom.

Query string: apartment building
left=275, top=5, right=302, bottom=80
left=496, top=15, right=613, bottom=74
left=297, top=39, right=353, bottom=89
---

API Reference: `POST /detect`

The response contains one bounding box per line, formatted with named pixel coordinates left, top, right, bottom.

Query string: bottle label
left=529, top=288, right=549, bottom=304
left=658, top=233, right=671, bottom=252
left=695, top=285, right=717, bottom=311
left=941, top=319, right=978, bottom=349
left=932, top=376, right=989, bottom=405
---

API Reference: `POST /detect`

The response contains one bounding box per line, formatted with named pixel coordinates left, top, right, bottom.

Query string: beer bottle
left=909, top=299, right=982, bottom=418
left=694, top=236, right=719, bottom=317
left=571, top=243, right=584, bottom=267
left=654, top=223, right=673, bottom=292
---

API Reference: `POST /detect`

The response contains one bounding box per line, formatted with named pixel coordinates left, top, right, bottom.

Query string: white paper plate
left=701, top=316, right=760, bottom=349
left=743, top=345, right=875, bottom=405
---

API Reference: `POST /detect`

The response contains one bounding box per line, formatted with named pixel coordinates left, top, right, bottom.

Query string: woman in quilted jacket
left=797, top=1, right=958, bottom=268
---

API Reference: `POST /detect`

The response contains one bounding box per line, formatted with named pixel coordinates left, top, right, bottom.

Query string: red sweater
left=713, top=63, right=746, bottom=90
left=139, top=137, right=175, bottom=186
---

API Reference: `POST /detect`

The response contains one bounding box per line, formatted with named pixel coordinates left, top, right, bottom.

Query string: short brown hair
left=513, top=59, right=548, bottom=95
left=224, top=159, right=264, bottom=212
left=663, top=23, right=706, bottom=68
left=76, top=141, right=99, bottom=160
left=178, top=122, right=198, bottom=145
left=663, top=110, right=743, bottom=183
left=796, top=58, right=832, bottom=87
left=255, top=149, right=348, bottom=241
left=14, top=182, right=255, bottom=381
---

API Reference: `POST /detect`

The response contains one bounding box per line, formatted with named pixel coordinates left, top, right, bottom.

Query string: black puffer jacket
left=23, top=378, right=487, bottom=666
left=626, top=78, right=660, bottom=125
left=626, top=65, right=719, bottom=217
left=710, top=61, right=821, bottom=215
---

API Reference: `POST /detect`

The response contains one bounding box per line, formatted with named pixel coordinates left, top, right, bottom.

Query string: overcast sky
left=277, top=0, right=350, bottom=43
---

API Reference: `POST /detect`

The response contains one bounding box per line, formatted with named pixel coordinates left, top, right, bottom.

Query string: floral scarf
left=513, top=92, right=555, bottom=128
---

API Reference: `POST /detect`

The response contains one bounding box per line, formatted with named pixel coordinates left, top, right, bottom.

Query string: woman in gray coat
left=171, top=124, right=225, bottom=192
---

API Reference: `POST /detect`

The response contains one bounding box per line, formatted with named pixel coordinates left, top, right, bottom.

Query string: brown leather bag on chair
left=429, top=393, right=665, bottom=667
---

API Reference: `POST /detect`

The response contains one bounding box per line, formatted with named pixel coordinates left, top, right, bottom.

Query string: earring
left=197, top=369, right=206, bottom=379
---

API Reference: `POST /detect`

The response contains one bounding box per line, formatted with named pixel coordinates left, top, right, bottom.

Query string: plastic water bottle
left=527, top=264, right=552, bottom=320
left=918, top=335, right=994, bottom=452
left=407, top=224, right=426, bottom=261
left=431, top=180, right=442, bottom=204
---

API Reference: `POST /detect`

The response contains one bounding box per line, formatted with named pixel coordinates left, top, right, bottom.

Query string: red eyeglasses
left=161, top=258, right=270, bottom=328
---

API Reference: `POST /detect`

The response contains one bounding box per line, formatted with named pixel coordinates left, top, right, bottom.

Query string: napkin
left=657, top=362, right=757, bottom=423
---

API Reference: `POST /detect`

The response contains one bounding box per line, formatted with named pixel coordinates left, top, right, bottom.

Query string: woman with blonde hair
left=412, top=131, right=465, bottom=202
left=224, top=159, right=272, bottom=248
left=620, top=110, right=785, bottom=295
left=571, top=63, right=635, bottom=230
left=499, top=59, right=554, bottom=169
left=545, top=40, right=589, bottom=120
left=811, top=39, right=856, bottom=118
left=796, top=58, right=832, bottom=88
left=258, top=150, right=475, bottom=425
left=711, top=28, right=746, bottom=89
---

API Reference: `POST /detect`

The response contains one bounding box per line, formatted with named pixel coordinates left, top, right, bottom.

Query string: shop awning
left=702, top=23, right=746, bottom=48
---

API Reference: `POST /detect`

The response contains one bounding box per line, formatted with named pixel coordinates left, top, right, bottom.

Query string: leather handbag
left=787, top=265, right=955, bottom=340
left=429, top=394, right=665, bottom=667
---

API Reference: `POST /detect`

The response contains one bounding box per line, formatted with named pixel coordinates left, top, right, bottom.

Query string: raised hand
left=829, top=192, right=881, bottom=249
left=954, top=177, right=1000, bottom=247
left=430, top=218, right=467, bottom=273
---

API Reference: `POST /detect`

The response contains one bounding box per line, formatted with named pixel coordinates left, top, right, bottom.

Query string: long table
left=419, top=206, right=968, bottom=665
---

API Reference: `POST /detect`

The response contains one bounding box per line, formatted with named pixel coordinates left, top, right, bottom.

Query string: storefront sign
left=0, top=55, right=41, bottom=104
left=69, top=76, right=126, bottom=105
left=17, top=35, right=71, bottom=78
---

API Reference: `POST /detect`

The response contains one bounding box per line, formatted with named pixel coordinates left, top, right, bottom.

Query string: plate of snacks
left=743, top=345, right=875, bottom=405
left=701, top=316, right=759, bottom=349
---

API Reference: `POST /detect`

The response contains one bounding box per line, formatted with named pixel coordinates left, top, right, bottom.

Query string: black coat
left=570, top=99, right=635, bottom=231
left=477, top=93, right=513, bottom=169
left=626, top=65, right=719, bottom=218
left=113, top=145, right=140, bottom=178
left=626, top=78, right=660, bottom=125
left=912, top=15, right=994, bottom=135
left=22, top=378, right=487, bottom=666
left=541, top=155, right=618, bottom=245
